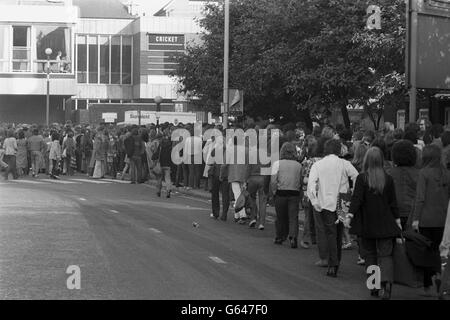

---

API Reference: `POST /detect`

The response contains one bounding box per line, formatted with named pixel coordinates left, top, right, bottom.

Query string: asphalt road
left=0, top=175, right=437, bottom=300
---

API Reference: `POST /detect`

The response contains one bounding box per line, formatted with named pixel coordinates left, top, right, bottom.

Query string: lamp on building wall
left=45, top=48, right=53, bottom=126
left=155, top=95, right=163, bottom=130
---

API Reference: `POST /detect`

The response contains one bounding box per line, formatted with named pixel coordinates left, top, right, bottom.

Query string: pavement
left=0, top=172, right=445, bottom=300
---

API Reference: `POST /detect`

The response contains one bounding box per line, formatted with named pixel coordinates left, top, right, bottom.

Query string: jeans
left=175, top=164, right=183, bottom=186
left=361, top=237, right=394, bottom=283
left=247, top=175, right=268, bottom=226
left=316, top=210, right=343, bottom=267
left=75, top=149, right=82, bottom=172
left=30, top=151, right=42, bottom=175
left=3, top=155, right=17, bottom=179
left=274, top=195, right=300, bottom=240
left=302, top=201, right=316, bottom=244
left=51, top=159, right=59, bottom=177
left=419, top=227, right=444, bottom=288
left=157, top=167, right=172, bottom=193
left=188, top=163, right=202, bottom=189
left=211, top=176, right=230, bottom=219
left=130, top=156, right=142, bottom=183
left=313, top=208, right=329, bottom=261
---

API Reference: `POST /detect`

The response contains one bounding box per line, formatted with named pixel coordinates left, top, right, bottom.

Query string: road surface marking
left=149, top=228, right=162, bottom=233
left=209, top=256, right=226, bottom=264
left=40, top=179, right=79, bottom=184
left=109, top=210, right=119, bottom=214
left=11, top=180, right=47, bottom=184
left=101, top=179, right=131, bottom=184
left=71, top=178, right=110, bottom=184
left=79, top=198, right=87, bottom=201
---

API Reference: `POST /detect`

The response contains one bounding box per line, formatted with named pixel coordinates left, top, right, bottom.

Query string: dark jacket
left=412, top=167, right=450, bottom=228
left=158, top=138, right=173, bottom=167
left=349, top=172, right=401, bottom=239
left=124, top=135, right=135, bottom=158
left=387, top=166, right=419, bottom=219
left=132, top=135, right=145, bottom=158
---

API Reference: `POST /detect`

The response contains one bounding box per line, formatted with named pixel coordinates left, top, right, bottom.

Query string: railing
left=35, top=59, right=72, bottom=73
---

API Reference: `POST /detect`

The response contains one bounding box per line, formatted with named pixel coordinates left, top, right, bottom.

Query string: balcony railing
left=35, top=59, right=72, bottom=73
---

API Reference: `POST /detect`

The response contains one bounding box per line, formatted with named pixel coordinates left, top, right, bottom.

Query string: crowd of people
left=199, top=117, right=450, bottom=300
left=1, top=117, right=450, bottom=300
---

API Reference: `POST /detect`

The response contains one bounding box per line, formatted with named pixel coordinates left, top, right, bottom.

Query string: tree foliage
left=172, top=0, right=406, bottom=128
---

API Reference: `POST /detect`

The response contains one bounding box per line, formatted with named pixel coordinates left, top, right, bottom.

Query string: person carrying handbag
left=307, top=139, right=358, bottom=277
left=344, top=146, right=402, bottom=300
left=411, top=144, right=450, bottom=297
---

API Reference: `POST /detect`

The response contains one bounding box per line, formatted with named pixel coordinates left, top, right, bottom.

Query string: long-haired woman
left=412, top=144, right=450, bottom=297
left=345, top=147, right=402, bottom=300
left=351, top=142, right=368, bottom=173
left=349, top=142, right=369, bottom=264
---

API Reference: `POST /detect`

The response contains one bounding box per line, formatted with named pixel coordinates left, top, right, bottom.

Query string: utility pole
left=222, top=0, right=230, bottom=129
left=45, top=48, right=52, bottom=126
left=408, top=0, right=418, bottom=123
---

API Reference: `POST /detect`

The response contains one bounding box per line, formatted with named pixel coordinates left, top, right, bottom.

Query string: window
left=445, top=108, right=450, bottom=126
left=76, top=35, right=87, bottom=83
left=12, top=26, right=31, bottom=72
left=111, top=36, right=120, bottom=84
left=122, top=36, right=132, bottom=84
left=99, top=36, right=110, bottom=84
left=76, top=34, right=132, bottom=85
left=35, top=26, right=71, bottom=73
left=77, top=99, right=87, bottom=110
left=397, top=110, right=406, bottom=130
left=0, top=25, right=9, bottom=72
left=88, top=36, right=98, bottom=83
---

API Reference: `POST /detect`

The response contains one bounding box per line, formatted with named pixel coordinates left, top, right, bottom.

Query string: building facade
left=0, top=0, right=205, bottom=124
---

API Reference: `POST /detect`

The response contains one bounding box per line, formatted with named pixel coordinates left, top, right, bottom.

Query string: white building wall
left=75, top=18, right=135, bottom=35
left=0, top=77, right=75, bottom=95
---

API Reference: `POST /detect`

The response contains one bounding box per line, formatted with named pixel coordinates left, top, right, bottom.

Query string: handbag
left=336, top=160, right=352, bottom=224
left=152, top=161, right=162, bottom=176
left=152, top=143, right=162, bottom=176
left=393, top=236, right=423, bottom=288
left=235, top=187, right=250, bottom=213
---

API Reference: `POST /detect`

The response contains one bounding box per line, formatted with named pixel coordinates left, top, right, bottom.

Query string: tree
left=284, top=0, right=406, bottom=129
left=172, top=0, right=407, bottom=129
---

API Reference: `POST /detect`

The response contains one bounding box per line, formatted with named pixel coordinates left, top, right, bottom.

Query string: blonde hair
left=362, top=147, right=386, bottom=194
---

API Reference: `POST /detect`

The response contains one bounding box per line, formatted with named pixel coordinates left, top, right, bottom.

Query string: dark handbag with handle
left=393, top=236, right=424, bottom=288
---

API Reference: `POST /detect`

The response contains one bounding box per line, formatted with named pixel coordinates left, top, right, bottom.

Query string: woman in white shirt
left=2, top=130, right=18, bottom=180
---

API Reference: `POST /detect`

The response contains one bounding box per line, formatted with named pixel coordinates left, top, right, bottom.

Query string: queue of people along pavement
left=1, top=118, right=450, bottom=299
